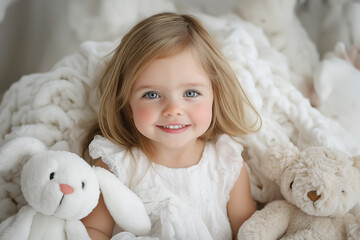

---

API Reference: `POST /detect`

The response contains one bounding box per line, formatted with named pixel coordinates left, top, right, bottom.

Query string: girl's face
left=129, top=48, right=213, bottom=150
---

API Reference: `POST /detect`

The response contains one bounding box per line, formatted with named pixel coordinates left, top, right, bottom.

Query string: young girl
left=82, top=12, right=261, bottom=240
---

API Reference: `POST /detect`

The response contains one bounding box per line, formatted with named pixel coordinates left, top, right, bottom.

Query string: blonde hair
left=84, top=12, right=261, bottom=157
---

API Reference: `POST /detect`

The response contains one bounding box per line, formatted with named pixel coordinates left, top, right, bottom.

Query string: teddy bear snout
left=307, top=190, right=321, bottom=202
left=60, top=184, right=74, bottom=195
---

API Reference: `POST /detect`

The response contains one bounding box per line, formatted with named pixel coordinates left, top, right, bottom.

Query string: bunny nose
left=307, top=190, right=321, bottom=202
left=60, top=184, right=74, bottom=195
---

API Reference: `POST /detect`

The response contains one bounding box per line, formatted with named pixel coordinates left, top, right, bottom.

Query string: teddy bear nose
left=307, top=190, right=321, bottom=202
left=60, top=184, right=74, bottom=195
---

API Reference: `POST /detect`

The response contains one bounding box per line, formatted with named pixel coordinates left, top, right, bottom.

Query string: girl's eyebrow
left=134, top=81, right=210, bottom=90
left=133, top=85, right=155, bottom=91
left=133, top=83, right=209, bottom=94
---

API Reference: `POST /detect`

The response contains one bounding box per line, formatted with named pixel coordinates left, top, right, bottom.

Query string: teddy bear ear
left=0, top=137, right=47, bottom=174
left=93, top=167, right=151, bottom=235
left=264, top=144, right=299, bottom=183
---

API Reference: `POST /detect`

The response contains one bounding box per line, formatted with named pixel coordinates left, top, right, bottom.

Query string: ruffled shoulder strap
left=89, top=135, right=126, bottom=160
left=214, top=134, right=244, bottom=201
left=89, top=135, right=135, bottom=185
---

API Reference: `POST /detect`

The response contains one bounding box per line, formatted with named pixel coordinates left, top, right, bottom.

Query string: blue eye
left=144, top=91, right=159, bottom=99
left=184, top=90, right=199, bottom=98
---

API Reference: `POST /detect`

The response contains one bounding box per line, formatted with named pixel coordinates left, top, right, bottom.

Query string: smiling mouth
left=159, top=124, right=187, bottom=129
left=157, top=124, right=190, bottom=133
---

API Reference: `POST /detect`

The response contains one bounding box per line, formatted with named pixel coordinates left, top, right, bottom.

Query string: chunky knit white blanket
left=0, top=0, right=359, bottom=224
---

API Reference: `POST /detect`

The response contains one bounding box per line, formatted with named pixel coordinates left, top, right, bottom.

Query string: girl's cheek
left=133, top=105, right=157, bottom=125
left=192, top=102, right=213, bottom=127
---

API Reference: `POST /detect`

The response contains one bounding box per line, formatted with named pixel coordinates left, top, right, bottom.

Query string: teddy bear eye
left=81, top=181, right=85, bottom=189
left=49, top=172, right=55, bottom=180
left=290, top=181, right=294, bottom=189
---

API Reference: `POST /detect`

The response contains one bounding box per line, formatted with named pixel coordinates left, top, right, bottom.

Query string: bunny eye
left=290, top=181, right=294, bottom=189
left=81, top=182, right=85, bottom=189
left=50, top=172, right=55, bottom=180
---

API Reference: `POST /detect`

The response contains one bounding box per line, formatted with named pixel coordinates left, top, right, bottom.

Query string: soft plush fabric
left=0, top=136, right=151, bottom=239
left=1, top=1, right=360, bottom=238
left=0, top=9, right=358, bottom=219
left=238, top=145, right=360, bottom=239
left=313, top=42, right=360, bottom=140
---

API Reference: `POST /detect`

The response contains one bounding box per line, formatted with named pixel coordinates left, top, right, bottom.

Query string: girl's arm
left=227, top=165, right=256, bottom=240
left=81, top=159, right=115, bottom=240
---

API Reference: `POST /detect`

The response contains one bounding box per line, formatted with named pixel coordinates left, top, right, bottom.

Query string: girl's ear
left=0, top=137, right=47, bottom=174
left=93, top=167, right=151, bottom=235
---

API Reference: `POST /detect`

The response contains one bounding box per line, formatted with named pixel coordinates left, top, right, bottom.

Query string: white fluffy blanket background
left=0, top=0, right=360, bottom=223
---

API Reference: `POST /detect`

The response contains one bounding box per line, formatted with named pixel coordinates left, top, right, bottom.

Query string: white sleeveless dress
left=89, top=134, right=244, bottom=240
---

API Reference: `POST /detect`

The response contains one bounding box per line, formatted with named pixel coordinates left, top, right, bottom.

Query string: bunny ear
left=0, top=137, right=47, bottom=173
left=264, top=144, right=299, bottom=183
left=0, top=137, right=47, bottom=222
left=93, top=167, right=151, bottom=235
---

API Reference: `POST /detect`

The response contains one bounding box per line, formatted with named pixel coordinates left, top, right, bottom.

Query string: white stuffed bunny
left=238, top=145, right=360, bottom=240
left=0, top=137, right=151, bottom=239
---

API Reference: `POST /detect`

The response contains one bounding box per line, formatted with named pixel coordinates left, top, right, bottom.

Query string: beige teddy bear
left=238, top=145, right=360, bottom=240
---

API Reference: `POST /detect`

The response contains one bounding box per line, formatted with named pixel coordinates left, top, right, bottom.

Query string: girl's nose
left=162, top=101, right=183, bottom=117
left=60, top=184, right=74, bottom=195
